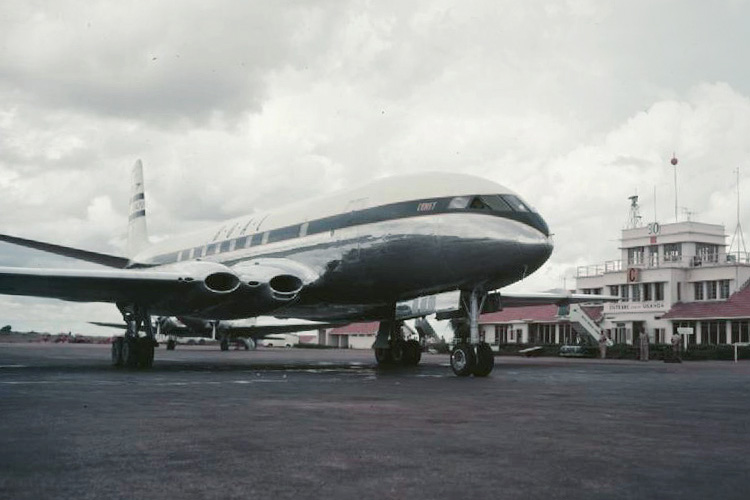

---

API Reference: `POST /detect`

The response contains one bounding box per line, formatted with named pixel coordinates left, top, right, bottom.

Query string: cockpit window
left=502, top=194, right=531, bottom=212
left=479, top=195, right=513, bottom=212
left=448, top=196, right=471, bottom=209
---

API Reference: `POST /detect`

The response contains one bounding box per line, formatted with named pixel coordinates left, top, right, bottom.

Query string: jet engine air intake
left=204, top=272, right=241, bottom=294
left=269, top=274, right=303, bottom=300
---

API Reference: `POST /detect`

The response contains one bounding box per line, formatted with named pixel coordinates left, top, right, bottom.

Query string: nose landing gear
left=450, top=288, right=495, bottom=377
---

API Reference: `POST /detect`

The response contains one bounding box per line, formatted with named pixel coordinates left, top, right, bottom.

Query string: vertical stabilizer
left=127, top=159, right=149, bottom=258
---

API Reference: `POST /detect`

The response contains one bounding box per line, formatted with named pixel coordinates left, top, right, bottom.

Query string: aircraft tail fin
left=127, top=159, right=149, bottom=258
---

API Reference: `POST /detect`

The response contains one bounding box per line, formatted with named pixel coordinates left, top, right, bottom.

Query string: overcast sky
left=2, top=0, right=750, bottom=334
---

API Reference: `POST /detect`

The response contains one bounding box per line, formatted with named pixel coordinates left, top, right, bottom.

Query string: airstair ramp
left=563, top=304, right=610, bottom=346
left=414, top=317, right=438, bottom=341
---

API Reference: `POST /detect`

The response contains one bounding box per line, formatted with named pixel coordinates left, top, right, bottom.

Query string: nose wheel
left=450, top=288, right=496, bottom=377
left=450, top=342, right=494, bottom=377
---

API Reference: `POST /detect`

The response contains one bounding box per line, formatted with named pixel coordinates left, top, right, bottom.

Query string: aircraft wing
left=223, top=322, right=346, bottom=339
left=0, top=234, right=133, bottom=268
left=0, top=266, right=198, bottom=303
left=429, top=290, right=618, bottom=320
left=495, top=291, right=619, bottom=308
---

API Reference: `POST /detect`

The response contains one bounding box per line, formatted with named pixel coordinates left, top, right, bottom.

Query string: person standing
left=670, top=332, right=682, bottom=362
left=639, top=329, right=650, bottom=361
left=598, top=332, right=608, bottom=359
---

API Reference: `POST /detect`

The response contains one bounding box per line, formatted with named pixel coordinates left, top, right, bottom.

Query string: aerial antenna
left=728, top=166, right=748, bottom=263
left=680, top=207, right=698, bottom=222
left=671, top=153, right=679, bottom=222
left=626, top=194, right=643, bottom=229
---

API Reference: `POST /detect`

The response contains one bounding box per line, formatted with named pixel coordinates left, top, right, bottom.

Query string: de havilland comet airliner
left=0, top=160, right=602, bottom=376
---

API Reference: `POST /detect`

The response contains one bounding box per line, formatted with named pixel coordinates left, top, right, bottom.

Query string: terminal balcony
left=577, top=253, right=750, bottom=278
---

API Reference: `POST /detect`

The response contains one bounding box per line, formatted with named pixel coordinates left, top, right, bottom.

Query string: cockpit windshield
left=448, top=194, right=535, bottom=213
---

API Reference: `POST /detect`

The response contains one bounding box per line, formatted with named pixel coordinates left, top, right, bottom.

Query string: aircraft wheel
left=166, top=339, right=176, bottom=350
left=450, top=344, right=475, bottom=377
left=390, top=340, right=406, bottom=365
left=375, top=347, right=392, bottom=365
left=138, top=338, right=155, bottom=369
left=220, top=338, right=229, bottom=351
left=472, top=342, right=495, bottom=377
left=121, top=337, right=139, bottom=368
left=111, top=338, right=124, bottom=367
left=403, top=340, right=421, bottom=366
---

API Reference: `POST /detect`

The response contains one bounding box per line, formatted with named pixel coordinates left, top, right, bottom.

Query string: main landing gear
left=111, top=304, right=157, bottom=369
left=450, top=289, right=495, bottom=377
left=373, top=320, right=422, bottom=367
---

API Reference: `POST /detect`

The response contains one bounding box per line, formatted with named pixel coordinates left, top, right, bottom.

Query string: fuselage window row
left=151, top=194, right=546, bottom=265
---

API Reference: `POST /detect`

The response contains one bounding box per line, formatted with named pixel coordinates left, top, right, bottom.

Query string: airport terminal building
left=575, top=220, right=750, bottom=345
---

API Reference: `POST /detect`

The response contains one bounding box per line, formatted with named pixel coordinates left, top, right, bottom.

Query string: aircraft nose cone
left=521, top=235, right=553, bottom=274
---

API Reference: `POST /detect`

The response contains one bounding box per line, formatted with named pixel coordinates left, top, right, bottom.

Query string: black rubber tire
left=138, top=338, right=155, bottom=368
left=403, top=340, right=421, bottom=366
left=374, top=347, right=392, bottom=365
left=220, top=338, right=229, bottom=351
left=166, top=339, right=176, bottom=350
left=450, top=344, right=476, bottom=377
left=111, top=337, right=124, bottom=367
left=121, top=337, right=139, bottom=368
left=472, top=342, right=495, bottom=377
left=391, top=340, right=405, bottom=364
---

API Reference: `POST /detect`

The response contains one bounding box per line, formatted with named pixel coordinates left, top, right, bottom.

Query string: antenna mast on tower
left=626, top=194, right=643, bottom=229
left=729, top=167, right=748, bottom=263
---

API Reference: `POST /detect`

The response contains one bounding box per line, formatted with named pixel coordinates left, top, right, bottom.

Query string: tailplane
left=127, top=159, right=150, bottom=258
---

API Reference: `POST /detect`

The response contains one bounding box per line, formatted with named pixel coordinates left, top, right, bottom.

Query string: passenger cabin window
left=235, top=236, right=248, bottom=249
left=220, top=240, right=231, bottom=253
left=300, top=222, right=309, bottom=237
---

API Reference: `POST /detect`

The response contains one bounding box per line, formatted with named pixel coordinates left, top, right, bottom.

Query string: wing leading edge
left=0, top=234, right=133, bottom=269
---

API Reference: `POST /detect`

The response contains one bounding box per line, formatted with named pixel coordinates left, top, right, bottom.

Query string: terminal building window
left=664, top=243, right=682, bottom=262
left=707, top=281, right=718, bottom=300
left=720, top=280, right=730, bottom=299
left=702, top=321, right=725, bottom=345
left=654, top=282, right=664, bottom=301
left=648, top=246, right=659, bottom=266
left=620, top=284, right=629, bottom=302
left=643, top=283, right=651, bottom=302
left=631, top=284, right=641, bottom=302
left=696, top=243, right=719, bottom=264
left=653, top=328, right=665, bottom=344
left=628, top=247, right=644, bottom=265
left=694, top=282, right=704, bottom=300
left=609, top=285, right=619, bottom=297
left=731, top=321, right=750, bottom=343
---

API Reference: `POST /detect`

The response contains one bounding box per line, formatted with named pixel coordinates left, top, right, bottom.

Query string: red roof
left=328, top=322, right=380, bottom=335
left=662, top=285, right=750, bottom=320
left=581, top=305, right=604, bottom=322
left=479, top=304, right=561, bottom=323
left=479, top=304, right=602, bottom=325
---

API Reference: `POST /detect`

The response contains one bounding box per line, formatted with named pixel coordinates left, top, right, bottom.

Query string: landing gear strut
left=111, top=304, right=157, bottom=369
left=450, top=288, right=495, bottom=377
left=373, top=320, right=422, bottom=367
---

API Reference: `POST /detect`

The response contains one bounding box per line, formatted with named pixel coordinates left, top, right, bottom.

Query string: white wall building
left=576, top=221, right=750, bottom=344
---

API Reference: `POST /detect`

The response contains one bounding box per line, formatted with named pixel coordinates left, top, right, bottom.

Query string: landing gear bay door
left=395, top=291, right=461, bottom=320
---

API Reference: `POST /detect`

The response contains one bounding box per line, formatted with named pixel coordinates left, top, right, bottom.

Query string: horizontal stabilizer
left=0, top=234, right=132, bottom=269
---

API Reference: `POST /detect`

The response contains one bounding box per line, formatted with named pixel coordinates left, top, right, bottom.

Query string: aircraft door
left=343, top=197, right=368, bottom=262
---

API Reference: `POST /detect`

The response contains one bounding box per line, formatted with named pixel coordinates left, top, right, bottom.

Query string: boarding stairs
left=414, top=317, right=439, bottom=342
left=559, top=304, right=610, bottom=346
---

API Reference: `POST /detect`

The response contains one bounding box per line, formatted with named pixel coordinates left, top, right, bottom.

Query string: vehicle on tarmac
left=0, top=160, right=610, bottom=376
